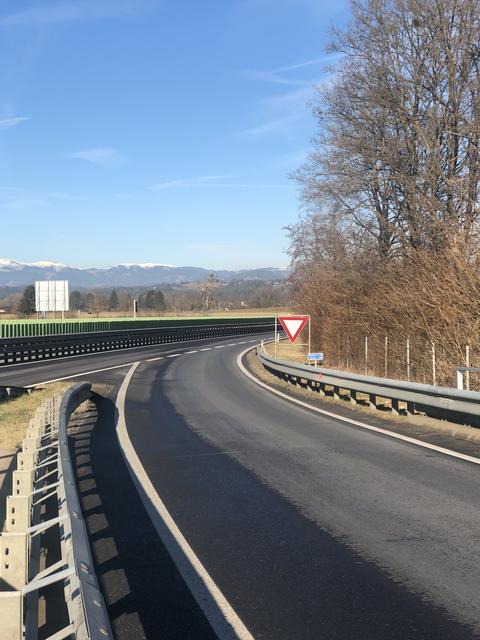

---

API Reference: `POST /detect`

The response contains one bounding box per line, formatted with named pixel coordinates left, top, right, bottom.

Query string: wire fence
left=317, top=334, right=478, bottom=390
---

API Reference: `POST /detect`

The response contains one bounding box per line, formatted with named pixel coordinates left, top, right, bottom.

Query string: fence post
left=365, top=336, right=368, bottom=374
left=466, top=345, right=470, bottom=391
left=432, top=342, right=436, bottom=386
left=384, top=336, right=388, bottom=377
left=457, top=369, right=464, bottom=390
left=406, top=338, right=410, bottom=382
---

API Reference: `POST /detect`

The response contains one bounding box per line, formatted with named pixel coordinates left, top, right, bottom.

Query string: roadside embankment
left=0, top=382, right=70, bottom=450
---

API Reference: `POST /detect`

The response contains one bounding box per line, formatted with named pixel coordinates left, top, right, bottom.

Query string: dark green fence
left=0, top=317, right=275, bottom=339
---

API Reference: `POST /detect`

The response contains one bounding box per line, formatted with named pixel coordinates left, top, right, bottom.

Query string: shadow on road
left=69, top=392, right=217, bottom=640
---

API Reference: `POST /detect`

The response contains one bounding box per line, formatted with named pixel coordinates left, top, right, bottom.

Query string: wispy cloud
left=150, top=175, right=237, bottom=191
left=259, top=86, right=312, bottom=109
left=149, top=174, right=292, bottom=190
left=0, top=116, right=30, bottom=129
left=238, top=115, right=302, bottom=138
left=67, top=147, right=127, bottom=168
left=239, top=55, right=338, bottom=140
left=274, top=53, right=343, bottom=74
left=245, top=52, right=340, bottom=87
left=244, top=70, right=308, bottom=87
left=0, top=0, right=156, bottom=28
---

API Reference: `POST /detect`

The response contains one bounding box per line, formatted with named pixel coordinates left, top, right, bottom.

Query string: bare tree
left=290, top=0, right=480, bottom=386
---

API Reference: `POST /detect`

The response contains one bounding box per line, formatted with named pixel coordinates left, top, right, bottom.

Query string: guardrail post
left=17, top=451, right=36, bottom=472
left=22, top=437, right=41, bottom=454
left=12, top=470, right=35, bottom=497
left=350, top=390, right=357, bottom=405
left=369, top=394, right=377, bottom=410
left=0, top=533, right=28, bottom=590
left=391, top=399, right=400, bottom=415
left=5, top=496, right=31, bottom=532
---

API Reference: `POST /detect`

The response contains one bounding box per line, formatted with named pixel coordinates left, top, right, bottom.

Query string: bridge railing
left=0, top=319, right=275, bottom=366
left=0, top=383, right=112, bottom=640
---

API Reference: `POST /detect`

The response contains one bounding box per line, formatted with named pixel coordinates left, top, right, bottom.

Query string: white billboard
left=35, top=280, right=69, bottom=313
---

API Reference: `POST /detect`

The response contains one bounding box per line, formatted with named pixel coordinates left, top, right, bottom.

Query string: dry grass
left=263, top=339, right=311, bottom=364
left=0, top=383, right=71, bottom=450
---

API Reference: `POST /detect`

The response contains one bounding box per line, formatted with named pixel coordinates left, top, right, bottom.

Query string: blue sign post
left=307, top=352, right=324, bottom=366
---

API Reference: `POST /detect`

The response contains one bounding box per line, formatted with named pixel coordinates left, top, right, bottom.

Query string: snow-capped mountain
left=0, top=260, right=289, bottom=287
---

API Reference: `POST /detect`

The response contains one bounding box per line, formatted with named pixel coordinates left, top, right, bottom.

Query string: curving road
left=1, top=335, right=480, bottom=639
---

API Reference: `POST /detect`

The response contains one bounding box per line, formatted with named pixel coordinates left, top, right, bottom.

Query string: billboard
left=35, top=280, right=69, bottom=313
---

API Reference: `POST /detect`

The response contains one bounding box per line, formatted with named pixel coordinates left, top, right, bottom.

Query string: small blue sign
left=308, top=352, right=324, bottom=361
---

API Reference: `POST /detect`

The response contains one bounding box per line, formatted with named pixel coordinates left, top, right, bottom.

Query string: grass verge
left=0, top=383, right=71, bottom=450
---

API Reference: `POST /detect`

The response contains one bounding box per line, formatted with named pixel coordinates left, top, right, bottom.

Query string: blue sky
left=0, top=0, right=349, bottom=269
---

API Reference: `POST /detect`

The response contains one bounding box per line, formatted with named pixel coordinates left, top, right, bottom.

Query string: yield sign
left=278, top=315, right=309, bottom=343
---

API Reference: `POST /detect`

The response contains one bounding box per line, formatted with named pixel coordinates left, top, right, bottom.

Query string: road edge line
left=115, top=362, right=255, bottom=640
left=237, top=346, right=480, bottom=467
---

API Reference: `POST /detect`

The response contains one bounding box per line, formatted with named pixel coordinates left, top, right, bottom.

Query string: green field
left=0, top=315, right=275, bottom=339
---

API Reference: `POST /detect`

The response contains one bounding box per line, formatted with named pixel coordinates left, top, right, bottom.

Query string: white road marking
left=237, top=346, right=480, bottom=467
left=227, top=343, right=237, bottom=347
left=214, top=345, right=226, bottom=349
left=26, top=362, right=136, bottom=387
left=20, top=338, right=268, bottom=388
left=116, top=363, right=255, bottom=640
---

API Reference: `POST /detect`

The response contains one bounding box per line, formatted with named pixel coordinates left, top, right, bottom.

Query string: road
left=1, top=335, right=479, bottom=639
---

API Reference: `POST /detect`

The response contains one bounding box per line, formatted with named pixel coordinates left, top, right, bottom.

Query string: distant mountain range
left=0, top=260, right=289, bottom=288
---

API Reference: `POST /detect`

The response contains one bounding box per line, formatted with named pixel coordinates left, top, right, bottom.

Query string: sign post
left=307, top=352, right=324, bottom=367
left=274, top=316, right=278, bottom=357
left=277, top=315, right=310, bottom=359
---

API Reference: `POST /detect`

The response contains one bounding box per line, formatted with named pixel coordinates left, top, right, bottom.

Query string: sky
left=0, top=0, right=350, bottom=269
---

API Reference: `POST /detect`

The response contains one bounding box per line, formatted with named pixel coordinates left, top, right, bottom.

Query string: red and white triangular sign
left=278, top=315, right=309, bottom=343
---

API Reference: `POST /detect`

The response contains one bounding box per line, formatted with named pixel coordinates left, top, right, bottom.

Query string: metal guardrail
left=257, top=343, right=480, bottom=420
left=0, top=319, right=275, bottom=366
left=0, top=383, right=112, bottom=640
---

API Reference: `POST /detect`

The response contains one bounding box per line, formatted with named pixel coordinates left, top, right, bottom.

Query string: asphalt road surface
left=1, top=335, right=479, bottom=639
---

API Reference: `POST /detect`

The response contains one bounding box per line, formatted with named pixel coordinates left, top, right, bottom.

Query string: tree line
left=290, top=0, right=480, bottom=386
left=15, top=286, right=166, bottom=316
left=12, top=278, right=289, bottom=317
